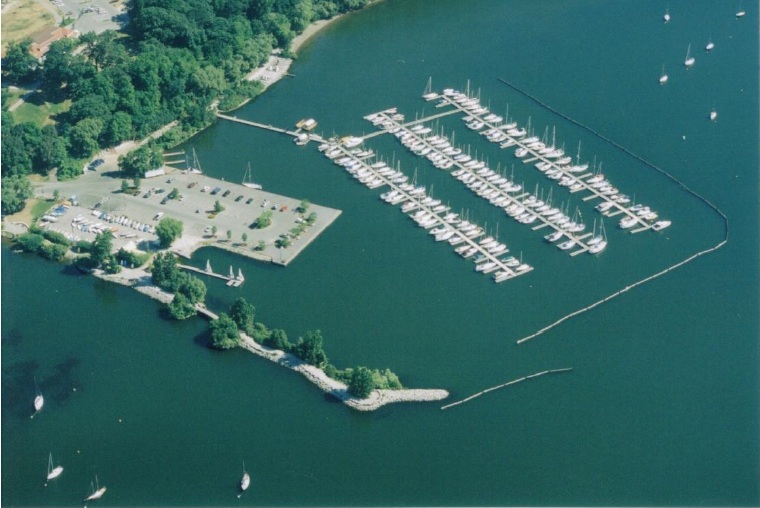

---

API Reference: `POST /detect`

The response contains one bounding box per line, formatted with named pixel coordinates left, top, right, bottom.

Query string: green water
left=3, top=0, right=759, bottom=505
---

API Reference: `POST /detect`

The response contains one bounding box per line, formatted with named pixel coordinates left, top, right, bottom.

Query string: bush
left=116, top=248, right=150, bottom=268
left=209, top=313, right=240, bottom=349
left=38, top=241, right=68, bottom=261
left=263, top=328, right=292, bottom=352
left=348, top=366, right=374, bottom=399
left=168, top=293, right=197, bottom=320
left=15, top=232, right=44, bottom=253
left=39, top=229, right=71, bottom=246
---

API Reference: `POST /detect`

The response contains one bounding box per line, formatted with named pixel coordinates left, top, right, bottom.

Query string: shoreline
left=92, top=264, right=448, bottom=411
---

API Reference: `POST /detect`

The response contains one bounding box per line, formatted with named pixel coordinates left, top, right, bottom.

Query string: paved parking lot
left=34, top=168, right=342, bottom=265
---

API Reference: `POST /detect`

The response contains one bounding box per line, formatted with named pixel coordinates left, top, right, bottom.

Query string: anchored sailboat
left=84, top=475, right=106, bottom=502
left=663, top=5, right=671, bottom=23
left=32, top=377, right=43, bottom=418
left=659, top=64, right=669, bottom=85
left=238, top=462, right=250, bottom=498
left=46, top=453, right=64, bottom=481
left=187, top=148, right=203, bottom=174
left=684, top=43, right=695, bottom=68
left=242, top=162, right=262, bottom=190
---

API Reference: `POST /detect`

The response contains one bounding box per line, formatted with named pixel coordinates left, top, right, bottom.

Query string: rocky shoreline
left=92, top=265, right=449, bottom=411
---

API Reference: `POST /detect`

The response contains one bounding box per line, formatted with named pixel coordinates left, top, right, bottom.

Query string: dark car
left=245, top=197, right=254, bottom=205
left=235, top=195, right=244, bottom=202
left=210, top=187, right=221, bottom=195
left=222, top=190, right=231, bottom=197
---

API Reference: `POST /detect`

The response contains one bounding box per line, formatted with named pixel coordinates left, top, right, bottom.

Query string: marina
left=364, top=108, right=598, bottom=256
left=425, top=88, right=671, bottom=234
left=319, top=138, right=533, bottom=282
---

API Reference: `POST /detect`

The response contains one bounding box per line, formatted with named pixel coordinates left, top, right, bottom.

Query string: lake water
left=3, top=0, right=759, bottom=505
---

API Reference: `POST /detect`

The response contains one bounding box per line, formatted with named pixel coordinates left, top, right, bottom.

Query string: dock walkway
left=366, top=109, right=594, bottom=255
left=430, top=92, right=664, bottom=233
left=216, top=113, right=327, bottom=144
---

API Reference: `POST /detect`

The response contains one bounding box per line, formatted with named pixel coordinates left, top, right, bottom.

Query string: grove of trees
left=1, top=0, right=373, bottom=215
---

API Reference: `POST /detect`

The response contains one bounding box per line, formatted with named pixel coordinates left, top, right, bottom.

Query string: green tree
left=226, top=229, right=231, bottom=241
left=53, top=189, right=60, bottom=201
left=155, top=217, right=183, bottom=247
left=1, top=175, right=34, bottom=215
left=15, top=232, right=45, bottom=252
left=209, top=312, right=240, bottom=349
left=56, top=159, right=83, bottom=181
left=211, top=225, right=218, bottom=237
left=297, top=199, right=310, bottom=213
left=168, top=292, right=197, bottom=319
left=348, top=366, right=374, bottom=399
left=102, top=111, right=134, bottom=147
left=150, top=251, right=180, bottom=290
left=68, top=118, right=104, bottom=158
left=255, top=210, right=272, bottom=229
left=168, top=187, right=179, bottom=200
left=230, top=297, right=255, bottom=335
left=90, top=230, right=114, bottom=266
left=133, top=177, right=141, bottom=189
left=264, top=328, right=292, bottom=352
left=177, top=274, right=206, bottom=304
left=294, top=330, right=328, bottom=368
left=118, top=144, right=163, bottom=178
left=255, top=240, right=266, bottom=251
left=121, top=179, right=130, bottom=193
left=2, top=39, right=39, bottom=83
left=241, top=232, right=247, bottom=244
left=213, top=200, right=224, bottom=213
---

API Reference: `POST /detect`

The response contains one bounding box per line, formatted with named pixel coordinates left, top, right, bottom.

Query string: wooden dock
left=178, top=263, right=244, bottom=287
left=366, top=109, right=593, bottom=255
left=216, top=113, right=327, bottom=144
left=434, top=92, right=665, bottom=234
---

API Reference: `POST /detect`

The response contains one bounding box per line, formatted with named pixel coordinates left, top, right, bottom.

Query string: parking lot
left=34, top=167, right=342, bottom=265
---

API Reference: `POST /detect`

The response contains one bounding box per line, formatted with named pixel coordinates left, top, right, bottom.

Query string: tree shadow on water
left=1, top=360, right=40, bottom=419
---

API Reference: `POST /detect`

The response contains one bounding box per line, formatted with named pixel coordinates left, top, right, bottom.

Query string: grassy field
left=1, top=0, right=56, bottom=49
left=11, top=96, right=71, bottom=126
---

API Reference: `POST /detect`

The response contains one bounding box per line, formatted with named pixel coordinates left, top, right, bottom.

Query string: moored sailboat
left=84, top=475, right=106, bottom=501
left=238, top=462, right=251, bottom=498
left=242, top=162, right=262, bottom=190
left=46, top=453, right=64, bottom=481
left=684, top=43, right=695, bottom=68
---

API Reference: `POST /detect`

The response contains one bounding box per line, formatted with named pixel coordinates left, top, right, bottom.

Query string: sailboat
left=710, top=108, right=718, bottom=121
left=705, top=33, right=715, bottom=52
left=242, top=162, right=262, bottom=190
left=46, top=453, right=64, bottom=481
left=736, top=1, right=746, bottom=18
left=663, top=4, right=671, bottom=23
left=229, top=266, right=234, bottom=279
left=684, top=44, right=695, bottom=67
left=32, top=377, right=43, bottom=418
left=237, top=268, right=245, bottom=282
left=205, top=259, right=212, bottom=273
left=187, top=148, right=203, bottom=174
left=84, top=475, right=106, bottom=501
left=659, top=64, right=669, bottom=85
left=238, top=462, right=250, bottom=498
left=588, top=220, right=608, bottom=254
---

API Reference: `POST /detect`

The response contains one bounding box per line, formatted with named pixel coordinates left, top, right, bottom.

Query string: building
left=28, top=26, right=79, bottom=59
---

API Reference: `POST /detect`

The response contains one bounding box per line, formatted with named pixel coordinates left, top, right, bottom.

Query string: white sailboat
left=237, top=268, right=245, bottom=282
left=205, top=259, right=212, bottom=273
left=242, top=162, right=262, bottom=190
left=588, top=220, right=608, bottom=254
left=84, top=475, right=106, bottom=501
left=238, top=462, right=250, bottom=498
left=32, top=377, right=43, bottom=418
left=705, top=33, right=715, bottom=52
left=710, top=108, right=718, bottom=121
left=187, top=148, right=203, bottom=174
left=659, top=64, right=669, bottom=85
left=663, top=4, right=671, bottom=23
left=736, top=1, right=746, bottom=18
left=684, top=43, right=695, bottom=67
left=229, top=266, right=234, bottom=279
left=46, top=453, right=64, bottom=481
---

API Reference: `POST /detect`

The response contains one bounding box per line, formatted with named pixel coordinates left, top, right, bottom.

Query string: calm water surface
left=3, top=0, right=758, bottom=505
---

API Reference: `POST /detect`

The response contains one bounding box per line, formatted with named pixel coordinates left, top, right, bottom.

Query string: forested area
left=1, top=0, right=372, bottom=215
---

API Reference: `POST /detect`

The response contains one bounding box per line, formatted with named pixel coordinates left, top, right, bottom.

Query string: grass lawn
left=12, top=96, right=71, bottom=127
left=1, top=0, right=56, bottom=49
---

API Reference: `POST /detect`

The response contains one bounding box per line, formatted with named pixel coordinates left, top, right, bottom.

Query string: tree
left=90, top=230, right=114, bottom=266
left=254, top=210, right=272, bottom=229
left=118, top=144, right=163, bottom=178
left=155, top=217, right=183, bottom=247
left=150, top=251, right=180, bottom=289
left=121, top=180, right=131, bottom=193
left=53, top=189, right=60, bottom=201
left=133, top=177, right=141, bottom=189
left=230, top=297, right=255, bottom=335
left=102, top=111, right=134, bottom=147
left=209, top=313, right=240, bottom=349
left=241, top=232, right=247, bottom=244
left=226, top=229, right=231, bottom=241
left=255, top=240, right=266, bottom=251
left=1, top=175, right=34, bottom=215
left=168, top=187, right=179, bottom=200
left=177, top=274, right=206, bottom=304
left=294, top=330, right=328, bottom=368
left=56, top=159, right=83, bottom=181
left=348, top=366, right=374, bottom=399
left=213, top=200, right=224, bottom=213
left=211, top=225, right=218, bottom=237
left=264, top=328, right=292, bottom=352
left=2, top=39, right=39, bottom=83
left=297, top=199, right=310, bottom=213
left=68, top=118, right=104, bottom=158
left=168, top=292, right=197, bottom=319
